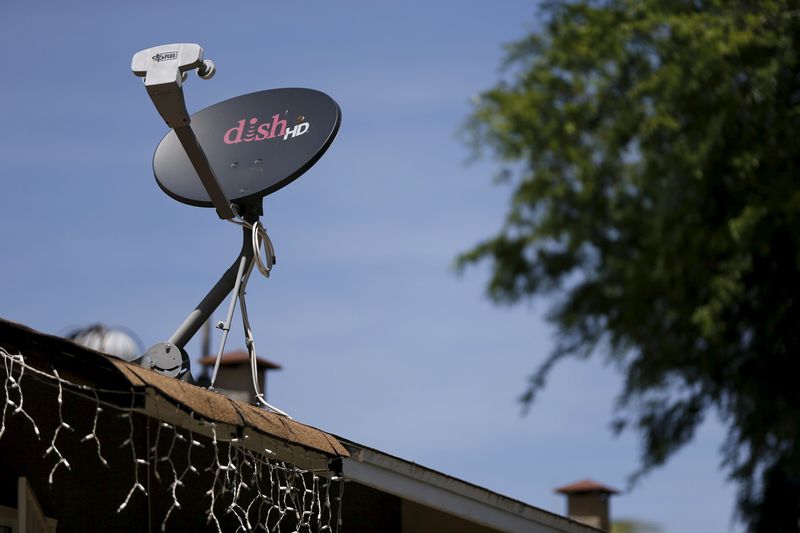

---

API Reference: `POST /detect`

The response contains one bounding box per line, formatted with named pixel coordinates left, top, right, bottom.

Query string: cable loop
left=227, top=217, right=276, bottom=279
left=251, top=220, right=276, bottom=278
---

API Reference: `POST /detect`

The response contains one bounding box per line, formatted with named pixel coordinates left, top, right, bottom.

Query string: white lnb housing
left=131, top=43, right=234, bottom=220
left=131, top=43, right=213, bottom=128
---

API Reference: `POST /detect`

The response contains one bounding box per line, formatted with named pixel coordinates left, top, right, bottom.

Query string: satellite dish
left=153, top=88, right=341, bottom=208
left=131, top=43, right=339, bottom=417
left=66, top=324, right=143, bottom=362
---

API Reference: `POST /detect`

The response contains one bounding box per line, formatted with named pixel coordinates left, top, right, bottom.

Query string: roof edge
left=338, top=438, right=602, bottom=533
left=0, top=316, right=346, bottom=465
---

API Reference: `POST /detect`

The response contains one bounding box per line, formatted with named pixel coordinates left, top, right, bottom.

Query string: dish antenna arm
left=139, top=199, right=263, bottom=382
left=168, top=201, right=261, bottom=350
left=131, top=43, right=234, bottom=219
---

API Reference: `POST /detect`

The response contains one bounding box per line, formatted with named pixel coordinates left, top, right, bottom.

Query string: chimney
left=555, top=479, right=619, bottom=531
left=197, top=350, right=281, bottom=404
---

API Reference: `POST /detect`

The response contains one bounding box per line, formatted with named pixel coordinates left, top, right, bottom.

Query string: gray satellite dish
left=153, top=88, right=341, bottom=207
left=130, top=44, right=339, bottom=417
left=66, top=324, right=143, bottom=362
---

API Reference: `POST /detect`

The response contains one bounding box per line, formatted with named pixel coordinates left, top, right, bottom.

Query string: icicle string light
left=0, top=347, right=344, bottom=532
left=117, top=395, right=148, bottom=512
left=81, top=389, right=109, bottom=467
left=44, top=369, right=73, bottom=485
left=1, top=348, right=41, bottom=440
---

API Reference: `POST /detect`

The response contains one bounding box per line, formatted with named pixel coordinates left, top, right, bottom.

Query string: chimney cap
left=555, top=479, right=620, bottom=495
left=198, top=350, right=282, bottom=370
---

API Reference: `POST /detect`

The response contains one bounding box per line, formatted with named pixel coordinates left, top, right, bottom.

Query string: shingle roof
left=0, top=317, right=346, bottom=460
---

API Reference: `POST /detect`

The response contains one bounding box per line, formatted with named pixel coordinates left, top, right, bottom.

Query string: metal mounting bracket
left=131, top=43, right=234, bottom=219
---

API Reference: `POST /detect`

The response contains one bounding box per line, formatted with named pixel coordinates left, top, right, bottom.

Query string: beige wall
left=567, top=493, right=610, bottom=531
left=402, top=499, right=503, bottom=533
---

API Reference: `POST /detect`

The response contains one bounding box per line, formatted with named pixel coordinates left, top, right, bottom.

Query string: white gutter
left=339, top=442, right=599, bottom=533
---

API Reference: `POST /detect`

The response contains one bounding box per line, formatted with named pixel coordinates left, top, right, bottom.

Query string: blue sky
left=0, top=2, right=740, bottom=531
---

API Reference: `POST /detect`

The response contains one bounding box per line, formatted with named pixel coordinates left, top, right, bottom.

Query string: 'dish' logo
left=152, top=51, right=178, bottom=62
left=223, top=114, right=310, bottom=145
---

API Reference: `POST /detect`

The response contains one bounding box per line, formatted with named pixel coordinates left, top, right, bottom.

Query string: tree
left=458, top=1, right=800, bottom=530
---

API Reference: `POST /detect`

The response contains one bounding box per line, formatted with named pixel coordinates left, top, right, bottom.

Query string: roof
left=339, top=439, right=603, bottom=533
left=0, top=317, right=345, bottom=466
left=1, top=316, right=600, bottom=532
left=198, top=350, right=282, bottom=369
left=554, top=479, right=620, bottom=495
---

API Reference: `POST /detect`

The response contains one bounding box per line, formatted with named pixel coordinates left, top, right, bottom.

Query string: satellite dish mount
left=131, top=43, right=341, bottom=416
left=132, top=43, right=234, bottom=219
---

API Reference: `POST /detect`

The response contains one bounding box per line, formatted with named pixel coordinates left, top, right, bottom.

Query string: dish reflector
left=153, top=88, right=341, bottom=207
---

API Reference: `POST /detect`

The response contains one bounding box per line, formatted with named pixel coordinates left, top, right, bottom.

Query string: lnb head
left=131, top=43, right=216, bottom=128
left=179, top=59, right=214, bottom=82
left=131, top=43, right=213, bottom=86
left=197, top=59, right=215, bottom=80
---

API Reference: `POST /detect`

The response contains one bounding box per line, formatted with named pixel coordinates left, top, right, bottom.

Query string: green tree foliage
left=459, top=1, right=800, bottom=530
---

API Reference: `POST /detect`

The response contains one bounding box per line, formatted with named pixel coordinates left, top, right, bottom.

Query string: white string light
left=1, top=348, right=41, bottom=440
left=117, top=395, right=148, bottom=512
left=0, top=346, right=343, bottom=531
left=81, top=389, right=108, bottom=467
left=44, top=369, right=73, bottom=485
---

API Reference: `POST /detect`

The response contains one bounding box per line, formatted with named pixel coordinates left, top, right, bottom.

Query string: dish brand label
left=152, top=51, right=178, bottom=62
left=223, top=115, right=310, bottom=145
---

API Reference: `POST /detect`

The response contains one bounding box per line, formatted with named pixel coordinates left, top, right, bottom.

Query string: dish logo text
left=224, top=115, right=310, bottom=145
